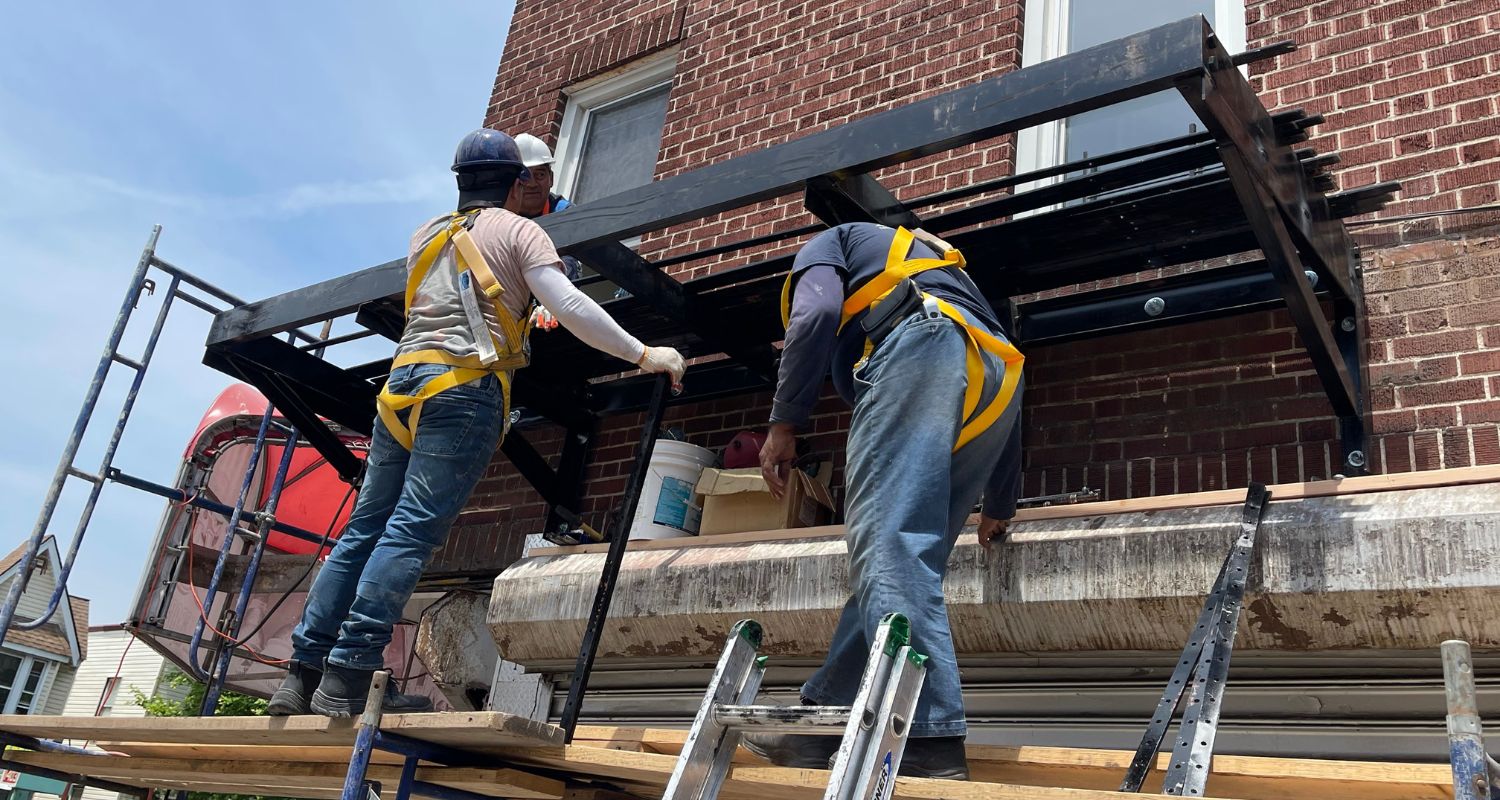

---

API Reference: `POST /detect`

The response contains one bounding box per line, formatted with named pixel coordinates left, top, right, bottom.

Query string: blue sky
left=0, top=2, right=516, bottom=625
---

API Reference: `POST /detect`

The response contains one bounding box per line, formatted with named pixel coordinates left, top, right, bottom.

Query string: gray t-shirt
left=395, top=208, right=563, bottom=362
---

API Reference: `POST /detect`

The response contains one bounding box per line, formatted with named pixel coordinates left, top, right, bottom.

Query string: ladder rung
left=65, top=466, right=103, bottom=484
left=712, top=704, right=852, bottom=733
left=110, top=352, right=144, bottom=371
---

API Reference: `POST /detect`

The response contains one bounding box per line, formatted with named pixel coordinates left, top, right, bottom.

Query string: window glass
left=571, top=83, right=671, bottom=204
left=1063, top=0, right=1218, bottom=163
left=13, top=663, right=42, bottom=714
left=0, top=654, right=20, bottom=696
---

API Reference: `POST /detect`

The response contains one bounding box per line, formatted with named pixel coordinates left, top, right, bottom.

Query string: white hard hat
left=514, top=134, right=555, bottom=168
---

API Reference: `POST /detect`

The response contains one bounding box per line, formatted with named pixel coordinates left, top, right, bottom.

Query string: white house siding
left=62, top=629, right=170, bottom=800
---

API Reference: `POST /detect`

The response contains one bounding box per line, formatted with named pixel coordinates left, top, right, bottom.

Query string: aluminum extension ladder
left=664, top=614, right=926, bottom=800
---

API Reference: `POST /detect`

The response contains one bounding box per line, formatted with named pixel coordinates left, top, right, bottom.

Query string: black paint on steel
left=1015, top=260, right=1329, bottom=345
left=1333, top=250, right=1371, bottom=474
left=534, top=16, right=1211, bottom=252
left=1119, top=483, right=1269, bottom=794
left=499, top=430, right=564, bottom=508
left=544, top=417, right=600, bottom=538
left=559, top=374, right=673, bottom=741
left=804, top=173, right=923, bottom=229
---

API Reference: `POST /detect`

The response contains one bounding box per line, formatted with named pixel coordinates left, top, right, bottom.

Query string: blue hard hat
left=452, top=129, right=527, bottom=175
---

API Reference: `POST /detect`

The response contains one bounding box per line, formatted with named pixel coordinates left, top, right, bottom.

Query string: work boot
left=740, top=732, right=841, bottom=770
left=309, top=663, right=434, bottom=718
left=895, top=736, right=969, bottom=780
left=267, top=660, right=321, bottom=716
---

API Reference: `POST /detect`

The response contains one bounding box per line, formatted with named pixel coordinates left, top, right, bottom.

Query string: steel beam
left=499, top=430, right=564, bottom=508
left=1015, top=259, right=1331, bottom=345
left=804, top=173, right=922, bottom=228
left=1178, top=23, right=1354, bottom=300
left=1215, top=145, right=1360, bottom=420
left=544, top=418, right=599, bottom=538
left=207, top=259, right=403, bottom=347
left=537, top=16, right=1212, bottom=250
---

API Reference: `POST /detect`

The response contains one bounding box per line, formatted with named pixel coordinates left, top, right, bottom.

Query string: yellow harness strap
left=780, top=227, right=1024, bottom=451
left=379, top=210, right=527, bottom=451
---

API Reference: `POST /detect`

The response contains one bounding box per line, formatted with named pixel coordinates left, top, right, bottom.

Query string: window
left=554, top=52, right=675, bottom=206
left=0, top=653, right=49, bottom=715
left=97, top=677, right=121, bottom=716
left=1017, top=0, right=1247, bottom=175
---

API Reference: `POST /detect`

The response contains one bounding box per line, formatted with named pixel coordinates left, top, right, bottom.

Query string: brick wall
left=434, top=0, right=1500, bottom=574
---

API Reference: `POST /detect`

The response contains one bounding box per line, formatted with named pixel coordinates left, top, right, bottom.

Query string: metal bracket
left=1120, top=483, right=1270, bottom=795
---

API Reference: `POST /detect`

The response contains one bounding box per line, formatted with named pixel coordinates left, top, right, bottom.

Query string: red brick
left=1398, top=378, right=1485, bottom=407
left=1463, top=401, right=1500, bottom=425
left=1460, top=351, right=1500, bottom=375
left=1460, top=139, right=1500, bottom=163
left=1477, top=427, right=1500, bottom=464
left=1393, top=329, right=1480, bottom=358
left=1429, top=32, right=1500, bottom=67
left=1452, top=302, right=1500, bottom=327
left=1373, top=409, right=1417, bottom=433
left=1420, top=406, right=1459, bottom=428
left=1425, top=0, right=1497, bottom=27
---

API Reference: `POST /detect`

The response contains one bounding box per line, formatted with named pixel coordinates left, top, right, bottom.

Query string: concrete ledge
left=489, top=483, right=1500, bottom=667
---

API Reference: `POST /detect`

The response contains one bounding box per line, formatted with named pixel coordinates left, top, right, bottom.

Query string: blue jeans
left=801, top=311, right=1023, bottom=738
left=291, top=363, right=506, bottom=670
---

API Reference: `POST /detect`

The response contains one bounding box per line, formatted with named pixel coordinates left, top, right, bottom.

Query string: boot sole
left=308, top=689, right=434, bottom=718
left=899, top=766, right=970, bottom=781
left=267, top=688, right=311, bottom=717
left=310, top=688, right=363, bottom=719
left=741, top=737, right=838, bottom=770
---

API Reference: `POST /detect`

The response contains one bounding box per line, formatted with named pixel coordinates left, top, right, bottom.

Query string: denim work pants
left=291, top=363, right=506, bottom=670
left=801, top=311, right=1023, bottom=738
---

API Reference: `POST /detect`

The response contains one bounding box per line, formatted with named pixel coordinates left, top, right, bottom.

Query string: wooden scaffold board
left=0, top=715, right=1456, bottom=800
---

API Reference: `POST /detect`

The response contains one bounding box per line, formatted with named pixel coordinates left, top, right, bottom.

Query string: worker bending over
left=269, top=129, right=684, bottom=717
left=750, top=222, right=1024, bottom=780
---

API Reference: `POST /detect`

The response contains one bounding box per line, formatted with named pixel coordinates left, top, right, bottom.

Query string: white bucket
left=628, top=440, right=716, bottom=539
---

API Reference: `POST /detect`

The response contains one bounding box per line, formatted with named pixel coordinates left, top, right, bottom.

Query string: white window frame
left=1016, top=0, right=1247, bottom=178
left=97, top=676, right=121, bottom=716
left=553, top=49, right=677, bottom=205
left=0, top=652, right=51, bottom=714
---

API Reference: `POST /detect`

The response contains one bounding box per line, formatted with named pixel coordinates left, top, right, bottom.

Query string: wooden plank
left=498, top=744, right=1235, bottom=800
left=568, top=728, right=1451, bottom=800
left=0, top=710, right=563, bottom=753
left=105, top=741, right=406, bottom=765
left=529, top=464, right=1500, bottom=557
left=10, top=751, right=564, bottom=800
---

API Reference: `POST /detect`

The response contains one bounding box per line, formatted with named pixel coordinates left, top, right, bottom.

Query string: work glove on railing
left=637, top=345, right=687, bottom=389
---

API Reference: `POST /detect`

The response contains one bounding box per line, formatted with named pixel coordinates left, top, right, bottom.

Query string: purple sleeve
left=981, top=413, right=1022, bottom=519
left=770, top=265, right=842, bottom=428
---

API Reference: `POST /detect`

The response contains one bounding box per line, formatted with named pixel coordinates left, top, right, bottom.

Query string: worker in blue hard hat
left=268, top=128, right=686, bottom=718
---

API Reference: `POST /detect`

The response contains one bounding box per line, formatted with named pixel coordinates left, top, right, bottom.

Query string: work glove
left=637, top=345, right=687, bottom=389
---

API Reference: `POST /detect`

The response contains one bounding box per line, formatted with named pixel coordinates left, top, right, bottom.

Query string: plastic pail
left=628, top=440, right=716, bottom=539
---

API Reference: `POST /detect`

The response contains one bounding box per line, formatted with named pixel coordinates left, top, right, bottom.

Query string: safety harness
left=780, top=227, right=1024, bottom=451
left=375, top=209, right=534, bottom=450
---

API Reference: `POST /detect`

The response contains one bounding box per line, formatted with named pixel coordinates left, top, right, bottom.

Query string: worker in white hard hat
left=505, top=133, right=572, bottom=218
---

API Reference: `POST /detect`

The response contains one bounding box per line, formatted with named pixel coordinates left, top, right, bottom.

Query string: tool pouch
left=861, top=278, right=925, bottom=347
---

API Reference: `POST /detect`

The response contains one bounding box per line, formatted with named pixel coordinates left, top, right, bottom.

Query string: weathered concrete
left=416, top=591, right=498, bottom=710
left=489, top=484, right=1500, bottom=668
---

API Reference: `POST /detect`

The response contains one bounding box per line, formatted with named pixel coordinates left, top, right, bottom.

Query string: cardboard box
left=694, top=467, right=836, bottom=535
